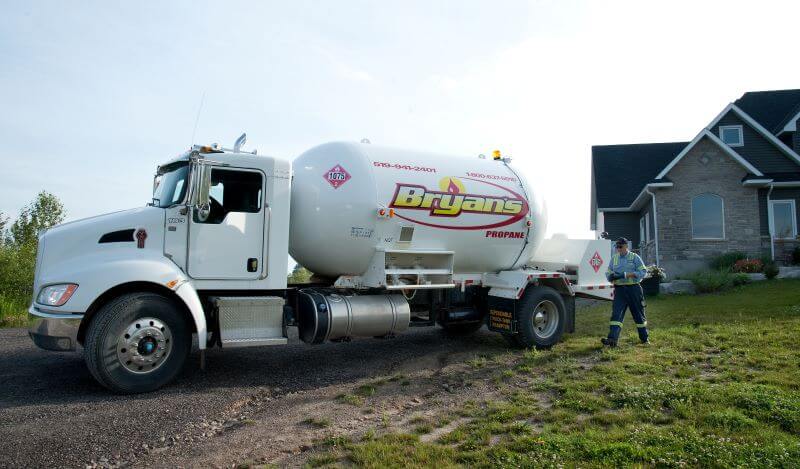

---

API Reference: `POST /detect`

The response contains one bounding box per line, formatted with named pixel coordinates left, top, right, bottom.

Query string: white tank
left=289, top=142, right=547, bottom=277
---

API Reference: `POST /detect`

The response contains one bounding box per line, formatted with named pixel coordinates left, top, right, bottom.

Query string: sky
left=2, top=0, right=799, bottom=244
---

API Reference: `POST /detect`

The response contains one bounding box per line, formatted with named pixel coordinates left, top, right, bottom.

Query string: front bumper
left=28, top=306, right=84, bottom=352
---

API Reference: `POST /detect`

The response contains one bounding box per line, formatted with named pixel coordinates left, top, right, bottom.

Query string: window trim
left=719, top=125, right=743, bottom=147
left=768, top=199, right=798, bottom=240
left=639, top=216, right=646, bottom=247
left=691, top=193, right=726, bottom=240
left=193, top=166, right=266, bottom=224
left=639, top=214, right=650, bottom=245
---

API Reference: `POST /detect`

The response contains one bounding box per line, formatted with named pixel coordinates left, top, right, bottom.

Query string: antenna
left=191, top=91, right=206, bottom=145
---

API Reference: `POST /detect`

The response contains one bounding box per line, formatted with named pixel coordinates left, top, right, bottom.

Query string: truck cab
left=29, top=143, right=293, bottom=391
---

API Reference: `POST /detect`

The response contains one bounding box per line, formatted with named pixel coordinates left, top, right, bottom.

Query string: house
left=590, top=89, right=800, bottom=276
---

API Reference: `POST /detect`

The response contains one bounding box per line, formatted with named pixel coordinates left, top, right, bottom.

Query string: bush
left=793, top=246, right=800, bottom=265
left=0, top=192, right=65, bottom=327
left=688, top=270, right=733, bottom=293
left=687, top=270, right=751, bottom=293
left=731, top=258, right=763, bottom=273
left=731, top=273, right=751, bottom=286
left=709, top=252, right=747, bottom=271
left=764, top=262, right=780, bottom=280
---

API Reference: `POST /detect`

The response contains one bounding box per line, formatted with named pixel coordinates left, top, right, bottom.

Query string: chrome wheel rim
left=532, top=300, right=558, bottom=339
left=116, top=317, right=172, bottom=374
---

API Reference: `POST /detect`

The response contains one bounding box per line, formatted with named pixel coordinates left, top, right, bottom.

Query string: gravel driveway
left=0, top=326, right=508, bottom=468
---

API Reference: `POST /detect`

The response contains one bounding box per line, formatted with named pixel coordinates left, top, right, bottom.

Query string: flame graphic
left=447, top=179, right=460, bottom=194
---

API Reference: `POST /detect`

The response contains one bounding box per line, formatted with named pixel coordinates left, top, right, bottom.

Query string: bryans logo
left=389, top=176, right=530, bottom=230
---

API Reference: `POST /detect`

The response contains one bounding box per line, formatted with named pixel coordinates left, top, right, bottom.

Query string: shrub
left=793, top=246, right=800, bottom=265
left=687, top=270, right=751, bottom=293
left=688, top=270, right=734, bottom=293
left=731, top=258, right=763, bottom=273
left=709, top=252, right=747, bottom=271
left=731, top=273, right=751, bottom=286
left=763, top=262, right=780, bottom=280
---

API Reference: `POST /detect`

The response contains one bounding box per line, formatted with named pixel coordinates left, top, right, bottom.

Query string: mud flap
left=487, top=296, right=517, bottom=334
left=563, top=295, right=575, bottom=334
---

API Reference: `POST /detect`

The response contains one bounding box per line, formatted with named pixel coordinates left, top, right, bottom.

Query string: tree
left=9, top=191, right=65, bottom=247
left=0, top=192, right=66, bottom=304
left=287, top=264, right=312, bottom=284
left=0, top=211, right=7, bottom=244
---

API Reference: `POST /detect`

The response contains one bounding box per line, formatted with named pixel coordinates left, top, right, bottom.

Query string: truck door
left=187, top=167, right=266, bottom=280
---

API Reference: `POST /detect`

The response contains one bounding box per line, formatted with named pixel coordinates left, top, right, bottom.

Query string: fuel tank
left=289, top=142, right=546, bottom=277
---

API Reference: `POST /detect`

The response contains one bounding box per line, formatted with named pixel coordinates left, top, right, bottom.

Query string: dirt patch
left=124, top=340, right=515, bottom=468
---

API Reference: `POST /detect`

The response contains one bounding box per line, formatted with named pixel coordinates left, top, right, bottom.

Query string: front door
left=188, top=167, right=266, bottom=280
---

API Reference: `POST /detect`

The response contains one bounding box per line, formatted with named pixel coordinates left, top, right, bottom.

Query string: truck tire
left=84, top=292, right=191, bottom=394
left=514, top=286, right=565, bottom=349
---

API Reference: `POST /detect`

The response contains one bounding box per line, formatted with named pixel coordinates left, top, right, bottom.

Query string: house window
left=691, top=193, right=725, bottom=239
left=769, top=200, right=797, bottom=240
left=719, top=125, right=743, bottom=147
left=639, top=216, right=646, bottom=246
left=639, top=215, right=650, bottom=245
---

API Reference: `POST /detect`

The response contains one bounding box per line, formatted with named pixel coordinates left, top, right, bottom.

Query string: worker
left=601, top=237, right=649, bottom=347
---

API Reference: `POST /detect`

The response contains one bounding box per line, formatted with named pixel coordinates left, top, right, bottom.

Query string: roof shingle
left=592, top=142, right=687, bottom=208
left=734, top=89, right=800, bottom=134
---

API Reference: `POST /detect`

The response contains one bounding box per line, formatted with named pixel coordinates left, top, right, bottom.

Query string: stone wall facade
left=655, top=138, right=763, bottom=276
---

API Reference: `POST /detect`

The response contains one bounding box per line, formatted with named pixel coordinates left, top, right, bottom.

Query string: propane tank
left=289, top=142, right=546, bottom=278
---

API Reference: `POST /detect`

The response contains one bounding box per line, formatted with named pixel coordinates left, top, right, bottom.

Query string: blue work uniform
left=605, top=251, right=649, bottom=342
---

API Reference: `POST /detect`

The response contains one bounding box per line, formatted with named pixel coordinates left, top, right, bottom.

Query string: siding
left=603, top=212, right=641, bottom=246
left=715, top=112, right=800, bottom=173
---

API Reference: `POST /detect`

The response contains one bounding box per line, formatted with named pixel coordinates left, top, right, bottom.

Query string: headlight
left=36, top=284, right=78, bottom=307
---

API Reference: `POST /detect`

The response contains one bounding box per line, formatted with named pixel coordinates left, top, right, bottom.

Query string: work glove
left=608, top=272, right=623, bottom=281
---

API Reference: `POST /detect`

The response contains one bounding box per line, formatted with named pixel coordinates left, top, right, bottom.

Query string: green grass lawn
left=312, top=280, right=800, bottom=468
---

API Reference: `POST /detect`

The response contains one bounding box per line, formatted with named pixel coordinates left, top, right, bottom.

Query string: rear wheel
left=513, top=286, right=565, bottom=349
left=84, top=292, right=191, bottom=393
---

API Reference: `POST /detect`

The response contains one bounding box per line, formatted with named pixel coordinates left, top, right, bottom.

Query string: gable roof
left=704, top=103, right=800, bottom=168
left=655, top=129, right=763, bottom=179
left=592, top=142, right=687, bottom=208
left=593, top=89, right=800, bottom=214
left=734, top=89, right=800, bottom=134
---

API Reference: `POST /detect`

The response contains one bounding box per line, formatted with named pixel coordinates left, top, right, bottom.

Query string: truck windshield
left=152, top=162, right=190, bottom=208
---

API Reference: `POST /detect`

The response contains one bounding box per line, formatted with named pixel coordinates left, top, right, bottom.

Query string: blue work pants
left=608, top=284, right=648, bottom=342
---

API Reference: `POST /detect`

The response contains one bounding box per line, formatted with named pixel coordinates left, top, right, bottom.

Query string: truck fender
left=173, top=281, right=207, bottom=350
left=52, top=256, right=208, bottom=349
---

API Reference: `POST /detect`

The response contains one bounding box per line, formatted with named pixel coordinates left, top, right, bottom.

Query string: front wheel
left=514, top=286, right=566, bottom=349
left=84, top=292, right=191, bottom=393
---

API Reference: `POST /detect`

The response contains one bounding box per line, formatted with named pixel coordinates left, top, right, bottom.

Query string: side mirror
left=193, top=163, right=212, bottom=222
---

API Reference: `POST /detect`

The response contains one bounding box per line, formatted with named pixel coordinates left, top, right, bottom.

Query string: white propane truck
left=28, top=137, right=613, bottom=393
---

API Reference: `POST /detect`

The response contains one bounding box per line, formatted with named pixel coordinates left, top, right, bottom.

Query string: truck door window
left=196, top=169, right=263, bottom=224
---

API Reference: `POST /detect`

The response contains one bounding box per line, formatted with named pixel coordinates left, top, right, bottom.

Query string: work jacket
left=606, top=251, right=647, bottom=286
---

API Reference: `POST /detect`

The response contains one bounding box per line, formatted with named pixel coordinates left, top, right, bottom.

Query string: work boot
left=600, top=338, right=617, bottom=347
left=639, top=339, right=650, bottom=346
